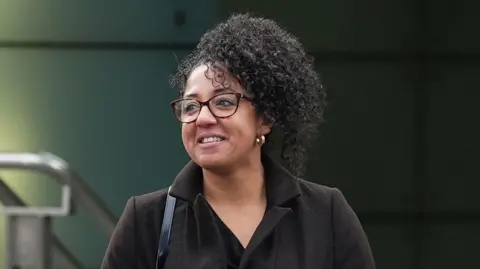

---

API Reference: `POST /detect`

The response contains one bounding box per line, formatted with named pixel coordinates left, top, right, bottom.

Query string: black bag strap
left=156, top=187, right=177, bottom=269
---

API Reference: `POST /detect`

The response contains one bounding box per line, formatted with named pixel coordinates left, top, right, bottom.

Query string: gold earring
left=255, top=135, right=266, bottom=145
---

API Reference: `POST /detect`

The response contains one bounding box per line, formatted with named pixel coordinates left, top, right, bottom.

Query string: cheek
left=181, top=123, right=195, bottom=145
left=228, top=113, right=257, bottom=140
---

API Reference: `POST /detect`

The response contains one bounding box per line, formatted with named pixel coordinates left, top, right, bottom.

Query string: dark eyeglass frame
left=170, top=92, right=252, bottom=123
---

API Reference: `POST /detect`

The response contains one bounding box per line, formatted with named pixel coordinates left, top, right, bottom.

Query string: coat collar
left=169, top=153, right=302, bottom=207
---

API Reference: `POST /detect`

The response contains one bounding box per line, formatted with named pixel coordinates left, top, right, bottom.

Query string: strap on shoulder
left=156, top=186, right=177, bottom=269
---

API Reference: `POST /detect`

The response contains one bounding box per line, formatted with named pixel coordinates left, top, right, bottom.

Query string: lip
left=196, top=133, right=227, bottom=143
left=197, top=139, right=225, bottom=149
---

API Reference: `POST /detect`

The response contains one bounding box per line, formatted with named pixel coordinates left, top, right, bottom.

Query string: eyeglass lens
left=173, top=93, right=239, bottom=122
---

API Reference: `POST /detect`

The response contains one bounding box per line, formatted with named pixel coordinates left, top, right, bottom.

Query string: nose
left=195, top=105, right=217, bottom=126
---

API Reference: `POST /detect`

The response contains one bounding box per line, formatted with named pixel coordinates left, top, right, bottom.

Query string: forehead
left=183, top=64, right=241, bottom=98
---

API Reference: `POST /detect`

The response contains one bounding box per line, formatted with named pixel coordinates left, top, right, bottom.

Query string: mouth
left=198, top=136, right=226, bottom=144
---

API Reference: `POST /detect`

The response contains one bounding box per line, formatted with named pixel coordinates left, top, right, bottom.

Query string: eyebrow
left=184, top=88, right=235, bottom=98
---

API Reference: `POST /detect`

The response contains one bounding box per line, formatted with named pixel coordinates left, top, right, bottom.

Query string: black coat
left=101, top=155, right=375, bottom=269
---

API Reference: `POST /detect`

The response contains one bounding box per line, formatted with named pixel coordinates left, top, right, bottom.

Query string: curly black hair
left=170, top=13, right=326, bottom=177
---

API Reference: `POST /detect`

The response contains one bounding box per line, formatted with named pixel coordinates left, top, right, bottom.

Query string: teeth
left=202, top=137, right=224, bottom=143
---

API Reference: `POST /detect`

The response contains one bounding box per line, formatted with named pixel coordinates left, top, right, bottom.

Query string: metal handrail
left=0, top=151, right=117, bottom=235
left=0, top=152, right=71, bottom=216
left=0, top=178, right=85, bottom=269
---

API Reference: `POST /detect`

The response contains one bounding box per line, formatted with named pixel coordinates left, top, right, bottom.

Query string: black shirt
left=211, top=209, right=245, bottom=269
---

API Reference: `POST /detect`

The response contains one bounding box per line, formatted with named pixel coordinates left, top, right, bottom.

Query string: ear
left=256, top=116, right=272, bottom=136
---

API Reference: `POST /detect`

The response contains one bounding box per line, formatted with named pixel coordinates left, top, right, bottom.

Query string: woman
left=101, top=13, right=375, bottom=269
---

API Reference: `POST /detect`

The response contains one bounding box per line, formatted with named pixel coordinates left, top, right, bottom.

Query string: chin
left=193, top=152, right=230, bottom=171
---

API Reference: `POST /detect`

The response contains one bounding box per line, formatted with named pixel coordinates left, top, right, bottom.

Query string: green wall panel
left=427, top=0, right=480, bottom=53
left=425, top=64, right=480, bottom=212
left=0, top=0, right=218, bottom=43
left=306, top=62, right=416, bottom=213
left=0, top=49, right=191, bottom=267
left=220, top=0, right=417, bottom=52
left=423, top=223, right=478, bottom=269
left=0, top=0, right=221, bottom=266
left=363, top=224, right=415, bottom=269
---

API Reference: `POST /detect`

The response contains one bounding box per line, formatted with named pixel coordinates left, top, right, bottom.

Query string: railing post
left=0, top=152, right=72, bottom=269
left=6, top=215, right=53, bottom=269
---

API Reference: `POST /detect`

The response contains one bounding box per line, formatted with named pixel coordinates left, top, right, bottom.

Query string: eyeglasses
left=170, top=92, right=252, bottom=123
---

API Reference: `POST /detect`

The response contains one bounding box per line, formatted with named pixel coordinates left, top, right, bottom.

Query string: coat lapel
left=168, top=153, right=303, bottom=269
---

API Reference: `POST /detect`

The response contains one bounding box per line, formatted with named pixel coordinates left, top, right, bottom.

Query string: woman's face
left=180, top=64, right=270, bottom=171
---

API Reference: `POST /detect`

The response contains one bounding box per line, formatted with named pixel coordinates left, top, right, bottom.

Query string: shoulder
left=296, top=178, right=344, bottom=209
left=127, top=188, right=170, bottom=218
left=133, top=188, right=169, bottom=208
left=114, top=188, right=173, bottom=244
left=296, top=178, right=359, bottom=222
left=297, top=179, right=375, bottom=267
left=114, top=188, right=171, bottom=227
left=102, top=188, right=174, bottom=268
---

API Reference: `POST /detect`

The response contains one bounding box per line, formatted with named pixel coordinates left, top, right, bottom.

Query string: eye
left=216, top=98, right=235, bottom=106
left=183, top=101, right=199, bottom=113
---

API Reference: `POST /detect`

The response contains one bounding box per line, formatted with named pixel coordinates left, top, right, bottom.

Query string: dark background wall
left=219, top=1, right=479, bottom=268
left=0, top=1, right=478, bottom=268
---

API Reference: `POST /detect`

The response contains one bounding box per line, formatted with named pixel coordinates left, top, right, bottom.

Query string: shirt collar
left=169, top=153, right=302, bottom=207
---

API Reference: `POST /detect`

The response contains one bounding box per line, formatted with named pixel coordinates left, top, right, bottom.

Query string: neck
left=202, top=156, right=266, bottom=206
